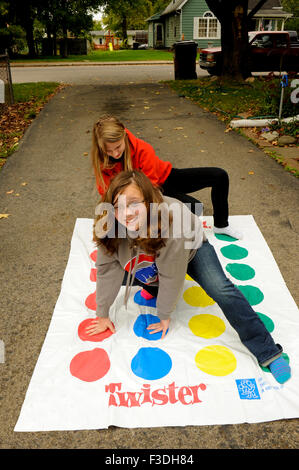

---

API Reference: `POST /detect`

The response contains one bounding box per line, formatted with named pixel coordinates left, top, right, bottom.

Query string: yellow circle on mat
left=195, top=345, right=237, bottom=376
left=189, top=314, right=226, bottom=338
left=183, top=286, right=215, bottom=307
left=185, top=274, right=194, bottom=281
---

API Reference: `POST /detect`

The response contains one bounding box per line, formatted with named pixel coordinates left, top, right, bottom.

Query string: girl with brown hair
left=86, top=170, right=291, bottom=385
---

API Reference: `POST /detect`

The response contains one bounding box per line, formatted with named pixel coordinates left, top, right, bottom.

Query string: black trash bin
left=173, top=41, right=197, bottom=80
left=133, top=42, right=139, bottom=50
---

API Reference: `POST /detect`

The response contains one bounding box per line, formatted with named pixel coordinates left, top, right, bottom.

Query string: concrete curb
left=10, top=61, right=174, bottom=67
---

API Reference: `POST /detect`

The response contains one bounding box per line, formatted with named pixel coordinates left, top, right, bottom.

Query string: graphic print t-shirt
left=124, top=253, right=158, bottom=285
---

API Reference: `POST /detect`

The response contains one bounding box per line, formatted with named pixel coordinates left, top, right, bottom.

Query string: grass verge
left=167, top=75, right=298, bottom=176
left=0, top=82, right=64, bottom=171
left=11, top=49, right=174, bottom=63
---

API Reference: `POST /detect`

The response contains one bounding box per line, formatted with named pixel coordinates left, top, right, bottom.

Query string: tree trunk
left=221, top=2, right=250, bottom=79
left=206, top=0, right=251, bottom=80
left=24, top=18, right=37, bottom=58
left=53, top=31, right=57, bottom=56
left=61, top=24, right=68, bottom=58
left=121, top=15, right=128, bottom=44
left=46, top=25, right=53, bottom=56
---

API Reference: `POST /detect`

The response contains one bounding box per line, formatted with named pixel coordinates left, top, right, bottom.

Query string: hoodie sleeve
left=135, top=139, right=163, bottom=187
left=126, top=129, right=172, bottom=187
left=155, top=238, right=190, bottom=320
left=155, top=200, right=204, bottom=320
left=95, top=246, right=124, bottom=318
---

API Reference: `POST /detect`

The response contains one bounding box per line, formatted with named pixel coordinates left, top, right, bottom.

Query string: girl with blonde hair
left=91, top=115, right=242, bottom=239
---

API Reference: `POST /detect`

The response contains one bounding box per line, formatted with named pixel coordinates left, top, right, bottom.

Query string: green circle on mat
left=236, top=285, right=264, bottom=305
left=256, top=312, right=275, bottom=333
left=215, top=234, right=238, bottom=242
left=226, top=263, right=255, bottom=281
left=220, top=244, right=248, bottom=260
left=261, top=353, right=289, bottom=373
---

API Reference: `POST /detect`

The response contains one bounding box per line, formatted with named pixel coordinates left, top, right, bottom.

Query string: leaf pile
left=0, top=83, right=64, bottom=169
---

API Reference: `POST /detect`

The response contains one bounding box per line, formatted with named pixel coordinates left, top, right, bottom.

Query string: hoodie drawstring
left=124, top=246, right=140, bottom=309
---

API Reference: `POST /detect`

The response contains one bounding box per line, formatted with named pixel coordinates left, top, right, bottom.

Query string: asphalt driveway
left=0, top=80, right=298, bottom=449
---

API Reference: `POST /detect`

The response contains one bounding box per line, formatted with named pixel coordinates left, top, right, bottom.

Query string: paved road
left=11, top=63, right=208, bottom=84
left=1, top=67, right=298, bottom=449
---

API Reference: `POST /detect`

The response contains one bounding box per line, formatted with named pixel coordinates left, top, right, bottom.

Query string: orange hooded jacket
left=96, top=129, right=172, bottom=196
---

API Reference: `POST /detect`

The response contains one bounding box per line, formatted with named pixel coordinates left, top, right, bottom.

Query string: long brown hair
left=93, top=171, right=172, bottom=255
left=91, top=115, right=132, bottom=193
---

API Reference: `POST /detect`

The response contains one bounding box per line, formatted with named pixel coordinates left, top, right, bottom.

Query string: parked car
left=286, top=31, right=298, bottom=44
left=199, top=31, right=299, bottom=75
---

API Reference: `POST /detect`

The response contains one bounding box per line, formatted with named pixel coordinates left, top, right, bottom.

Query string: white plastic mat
left=14, top=216, right=299, bottom=431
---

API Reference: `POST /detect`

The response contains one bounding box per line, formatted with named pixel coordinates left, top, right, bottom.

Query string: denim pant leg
left=187, top=241, right=282, bottom=366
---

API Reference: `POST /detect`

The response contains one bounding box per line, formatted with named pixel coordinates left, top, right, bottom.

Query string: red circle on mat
left=90, top=250, right=97, bottom=262
left=78, top=318, right=114, bottom=342
left=90, top=268, right=97, bottom=282
left=85, top=291, right=96, bottom=310
left=70, top=348, right=110, bottom=382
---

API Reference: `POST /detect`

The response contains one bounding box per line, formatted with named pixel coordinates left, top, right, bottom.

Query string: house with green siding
left=146, top=0, right=292, bottom=49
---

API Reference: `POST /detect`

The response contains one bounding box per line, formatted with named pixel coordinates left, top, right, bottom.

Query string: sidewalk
left=0, top=81, right=298, bottom=449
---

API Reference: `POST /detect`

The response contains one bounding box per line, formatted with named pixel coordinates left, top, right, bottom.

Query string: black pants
left=162, top=167, right=229, bottom=228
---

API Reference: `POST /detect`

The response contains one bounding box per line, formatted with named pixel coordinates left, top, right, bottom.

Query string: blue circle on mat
left=133, top=314, right=168, bottom=341
left=131, top=347, right=172, bottom=380
left=134, top=290, right=157, bottom=308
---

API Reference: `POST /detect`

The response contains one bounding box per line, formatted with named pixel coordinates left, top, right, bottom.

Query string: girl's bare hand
left=147, top=318, right=170, bottom=339
left=85, top=317, right=115, bottom=336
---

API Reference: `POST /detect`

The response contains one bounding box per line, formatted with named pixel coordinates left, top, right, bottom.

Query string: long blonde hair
left=91, top=115, right=132, bottom=193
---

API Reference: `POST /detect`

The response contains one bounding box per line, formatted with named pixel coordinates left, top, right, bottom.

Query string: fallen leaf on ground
left=6, top=190, right=14, bottom=194
left=248, top=171, right=255, bottom=175
left=0, top=214, right=10, bottom=219
left=174, top=127, right=183, bottom=130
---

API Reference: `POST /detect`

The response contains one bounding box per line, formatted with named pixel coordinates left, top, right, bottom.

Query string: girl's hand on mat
left=86, top=317, right=115, bottom=336
left=147, top=318, right=170, bottom=340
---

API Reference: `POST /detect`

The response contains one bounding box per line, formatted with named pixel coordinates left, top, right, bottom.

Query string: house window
left=194, top=11, right=220, bottom=39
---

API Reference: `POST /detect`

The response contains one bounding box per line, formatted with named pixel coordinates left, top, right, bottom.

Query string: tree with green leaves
left=7, top=0, right=40, bottom=57
left=0, top=1, right=25, bottom=54
left=281, top=0, right=299, bottom=32
left=4, top=0, right=103, bottom=57
left=101, top=0, right=153, bottom=43
left=37, top=0, right=101, bottom=57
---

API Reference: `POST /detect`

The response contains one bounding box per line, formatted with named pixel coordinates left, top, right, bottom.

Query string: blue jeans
left=187, top=241, right=283, bottom=366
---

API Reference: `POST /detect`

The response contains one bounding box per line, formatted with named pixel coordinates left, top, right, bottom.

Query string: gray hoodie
left=95, top=196, right=206, bottom=320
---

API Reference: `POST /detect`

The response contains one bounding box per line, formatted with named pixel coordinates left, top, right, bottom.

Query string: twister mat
left=14, top=216, right=299, bottom=431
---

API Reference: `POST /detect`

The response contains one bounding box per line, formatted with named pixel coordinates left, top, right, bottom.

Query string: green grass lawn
left=12, top=82, right=62, bottom=102
left=11, top=49, right=174, bottom=63
left=168, top=76, right=298, bottom=122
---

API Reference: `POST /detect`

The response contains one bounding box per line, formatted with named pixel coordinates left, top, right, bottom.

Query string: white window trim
left=193, top=12, right=221, bottom=40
